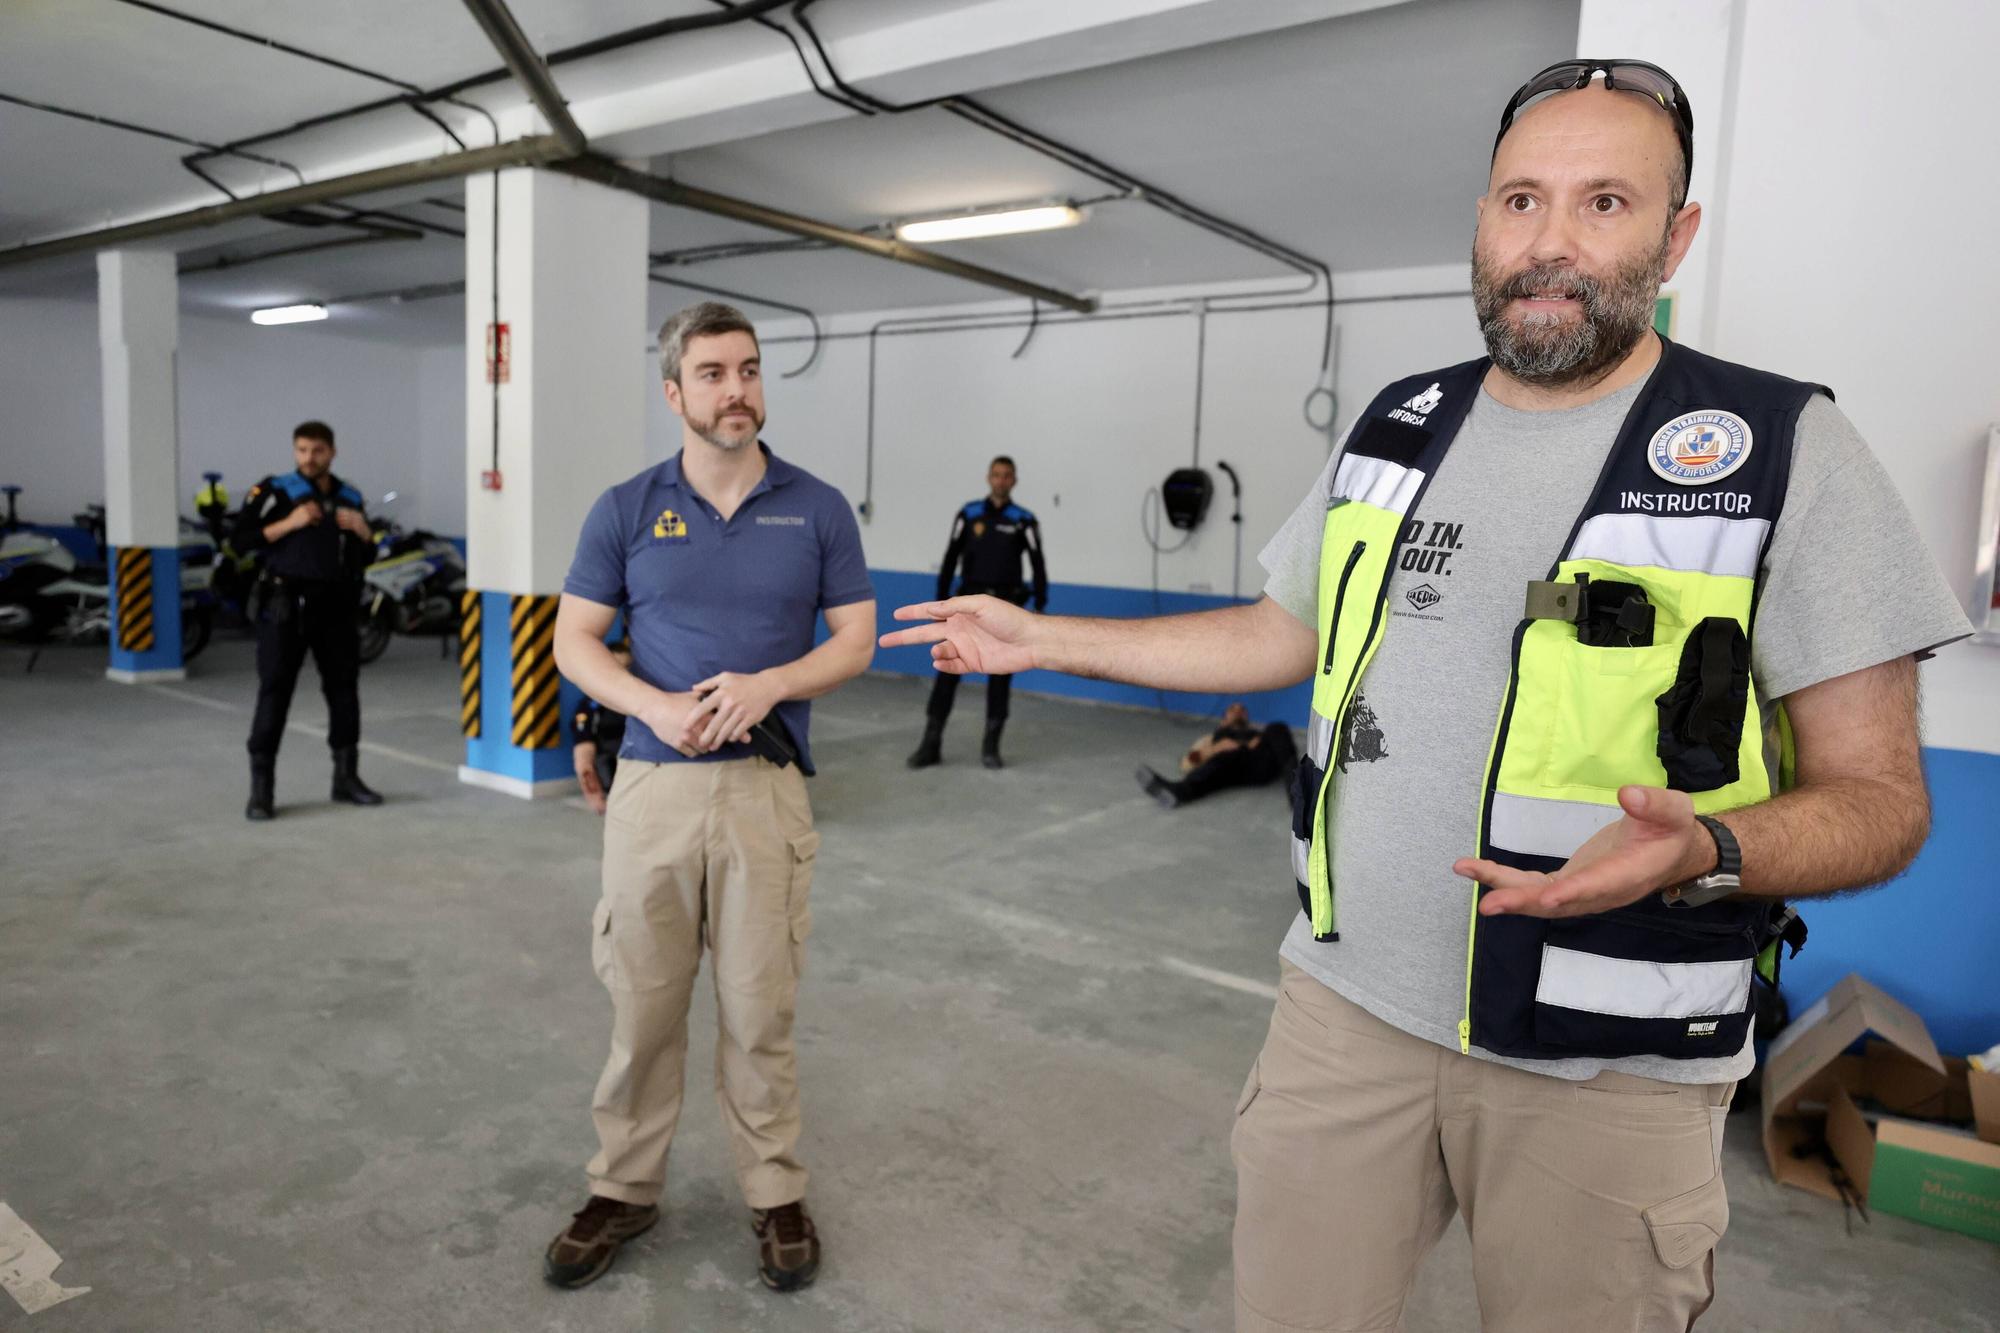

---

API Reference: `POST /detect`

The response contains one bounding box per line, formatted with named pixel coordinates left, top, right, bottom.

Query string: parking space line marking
left=1160, top=956, right=1278, bottom=1000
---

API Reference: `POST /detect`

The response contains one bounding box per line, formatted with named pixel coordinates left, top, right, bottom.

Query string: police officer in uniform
left=906, top=455, right=1048, bottom=770
left=233, top=420, right=382, bottom=819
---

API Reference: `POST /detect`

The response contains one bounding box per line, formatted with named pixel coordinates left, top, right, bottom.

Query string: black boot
left=246, top=759, right=276, bottom=821
left=906, top=718, right=946, bottom=769
left=981, top=720, right=1006, bottom=770
left=331, top=747, right=383, bottom=806
left=1135, top=765, right=1182, bottom=810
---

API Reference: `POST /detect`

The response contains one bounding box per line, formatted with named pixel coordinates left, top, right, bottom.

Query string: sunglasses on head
left=1495, top=59, right=1694, bottom=183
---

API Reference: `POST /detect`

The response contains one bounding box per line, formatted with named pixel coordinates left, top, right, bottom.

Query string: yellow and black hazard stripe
left=509, top=593, right=561, bottom=749
left=459, top=590, right=482, bottom=738
left=116, top=547, right=155, bottom=652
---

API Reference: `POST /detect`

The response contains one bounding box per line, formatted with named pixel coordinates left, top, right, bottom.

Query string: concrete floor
left=2, top=635, right=1995, bottom=1332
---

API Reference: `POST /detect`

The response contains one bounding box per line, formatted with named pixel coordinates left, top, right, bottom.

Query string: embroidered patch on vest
left=1647, top=410, right=1754, bottom=485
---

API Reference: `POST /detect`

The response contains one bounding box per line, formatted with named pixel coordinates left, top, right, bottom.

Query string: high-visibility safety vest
left=1291, top=339, right=1822, bottom=1063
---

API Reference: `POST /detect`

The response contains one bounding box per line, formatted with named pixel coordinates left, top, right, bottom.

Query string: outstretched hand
left=1454, top=785, right=1716, bottom=918
left=879, top=595, right=1039, bottom=676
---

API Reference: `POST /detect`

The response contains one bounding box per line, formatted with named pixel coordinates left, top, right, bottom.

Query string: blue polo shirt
left=563, top=444, right=873, bottom=770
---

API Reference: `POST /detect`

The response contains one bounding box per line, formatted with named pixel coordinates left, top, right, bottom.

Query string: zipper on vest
left=1321, top=540, right=1366, bottom=675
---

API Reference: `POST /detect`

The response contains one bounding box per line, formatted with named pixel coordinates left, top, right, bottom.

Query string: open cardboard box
left=1761, top=974, right=2000, bottom=1244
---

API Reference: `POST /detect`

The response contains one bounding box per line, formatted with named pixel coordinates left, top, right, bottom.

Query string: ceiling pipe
left=191, top=0, right=794, bottom=165
left=177, top=227, right=422, bottom=276
left=456, top=0, right=588, bottom=156
left=552, top=155, right=1096, bottom=314
left=0, top=135, right=568, bottom=271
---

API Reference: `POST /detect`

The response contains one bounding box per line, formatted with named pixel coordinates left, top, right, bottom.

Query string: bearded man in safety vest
left=884, top=60, right=1971, bottom=1332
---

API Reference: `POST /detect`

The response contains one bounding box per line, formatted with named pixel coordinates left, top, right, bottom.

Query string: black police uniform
left=232, top=469, right=381, bottom=817
left=907, top=496, right=1048, bottom=769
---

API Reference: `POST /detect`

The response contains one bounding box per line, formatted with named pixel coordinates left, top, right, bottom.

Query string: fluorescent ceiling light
left=895, top=204, right=1083, bottom=244
left=250, top=303, right=328, bottom=326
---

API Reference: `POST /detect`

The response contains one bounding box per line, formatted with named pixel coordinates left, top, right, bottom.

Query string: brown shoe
left=543, top=1195, right=659, bottom=1289
left=752, top=1201, right=821, bottom=1291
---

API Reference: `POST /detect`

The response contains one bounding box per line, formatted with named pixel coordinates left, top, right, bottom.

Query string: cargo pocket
left=1642, top=1172, right=1729, bottom=1270
left=1531, top=907, right=1758, bottom=1059
left=1655, top=617, right=1749, bottom=793
left=589, top=899, right=617, bottom=988
left=786, top=828, right=819, bottom=978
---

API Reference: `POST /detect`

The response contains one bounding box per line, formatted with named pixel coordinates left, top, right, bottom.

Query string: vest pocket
left=1526, top=628, right=1685, bottom=795
left=1530, top=908, right=1758, bottom=1058
left=1655, top=617, right=1750, bottom=792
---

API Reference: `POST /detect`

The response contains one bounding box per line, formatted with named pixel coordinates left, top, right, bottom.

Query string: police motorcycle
left=0, top=484, right=215, bottom=664
left=189, top=471, right=263, bottom=628
left=356, top=492, right=465, bottom=665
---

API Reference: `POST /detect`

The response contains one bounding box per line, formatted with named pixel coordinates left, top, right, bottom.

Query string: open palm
left=881, top=595, right=1037, bottom=676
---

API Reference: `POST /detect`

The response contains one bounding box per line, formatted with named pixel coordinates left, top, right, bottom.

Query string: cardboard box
left=1761, top=974, right=2000, bottom=1244
left=1970, top=1063, right=2000, bottom=1145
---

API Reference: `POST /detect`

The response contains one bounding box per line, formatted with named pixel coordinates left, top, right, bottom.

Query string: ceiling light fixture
left=250, top=303, right=329, bottom=326
left=895, top=204, right=1083, bottom=244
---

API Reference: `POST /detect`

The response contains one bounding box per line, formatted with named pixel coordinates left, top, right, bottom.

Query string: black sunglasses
left=1494, top=59, right=1695, bottom=185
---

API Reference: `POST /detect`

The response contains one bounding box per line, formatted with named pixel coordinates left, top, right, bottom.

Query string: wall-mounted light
left=250, top=303, right=328, bottom=326
left=895, top=204, right=1083, bottom=244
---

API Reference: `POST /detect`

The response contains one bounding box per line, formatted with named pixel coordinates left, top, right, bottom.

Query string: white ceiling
left=0, top=0, right=1578, bottom=343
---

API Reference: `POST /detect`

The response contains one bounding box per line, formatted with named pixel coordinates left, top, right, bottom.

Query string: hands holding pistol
left=641, top=670, right=786, bottom=758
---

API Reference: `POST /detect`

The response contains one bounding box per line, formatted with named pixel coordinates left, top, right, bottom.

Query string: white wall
left=0, top=295, right=453, bottom=537
left=1713, top=0, right=2000, bottom=754
left=1578, top=0, right=2000, bottom=755
left=625, top=264, right=1480, bottom=599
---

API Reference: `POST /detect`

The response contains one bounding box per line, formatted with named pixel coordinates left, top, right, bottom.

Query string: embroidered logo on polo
left=1647, top=409, right=1754, bottom=485
left=754, top=515, right=806, bottom=526
left=1388, top=382, right=1445, bottom=427
left=652, top=508, right=689, bottom=541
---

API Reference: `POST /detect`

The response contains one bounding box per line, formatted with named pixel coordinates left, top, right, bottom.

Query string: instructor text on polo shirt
left=543, top=301, right=876, bottom=1294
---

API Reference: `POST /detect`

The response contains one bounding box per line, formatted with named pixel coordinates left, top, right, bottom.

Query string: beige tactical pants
left=584, top=757, right=817, bottom=1210
left=1233, top=961, right=1733, bottom=1332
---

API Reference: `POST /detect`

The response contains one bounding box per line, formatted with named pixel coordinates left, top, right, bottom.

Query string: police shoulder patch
left=1647, top=409, right=1753, bottom=486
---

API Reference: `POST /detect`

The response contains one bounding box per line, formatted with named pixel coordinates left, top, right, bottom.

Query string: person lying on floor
left=1136, top=703, right=1297, bottom=809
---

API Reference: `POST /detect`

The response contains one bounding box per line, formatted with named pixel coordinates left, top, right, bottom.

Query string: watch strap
left=1694, top=815, right=1741, bottom=878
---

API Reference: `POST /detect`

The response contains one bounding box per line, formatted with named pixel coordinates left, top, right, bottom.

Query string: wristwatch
left=1661, top=815, right=1741, bottom=909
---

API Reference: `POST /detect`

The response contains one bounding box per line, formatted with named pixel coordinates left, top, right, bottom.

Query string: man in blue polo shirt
left=544, top=302, right=875, bottom=1294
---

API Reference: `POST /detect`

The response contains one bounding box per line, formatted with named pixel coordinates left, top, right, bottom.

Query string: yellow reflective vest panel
left=1289, top=341, right=1820, bottom=1064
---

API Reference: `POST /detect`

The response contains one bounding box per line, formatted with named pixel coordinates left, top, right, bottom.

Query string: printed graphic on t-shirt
left=1391, top=515, right=1466, bottom=625
left=1337, top=694, right=1389, bottom=771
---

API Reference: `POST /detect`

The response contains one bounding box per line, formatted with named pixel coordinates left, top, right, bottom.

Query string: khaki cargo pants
left=584, top=757, right=818, bottom=1210
left=1232, top=961, right=1733, bottom=1333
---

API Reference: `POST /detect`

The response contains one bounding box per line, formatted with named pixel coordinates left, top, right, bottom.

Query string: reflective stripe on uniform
left=1306, top=709, right=1337, bottom=769
left=1535, top=946, right=1752, bottom=1018
left=1291, top=834, right=1311, bottom=886
left=1331, top=454, right=1426, bottom=514
left=1487, top=790, right=1624, bottom=859
left=1568, top=513, right=1770, bottom=579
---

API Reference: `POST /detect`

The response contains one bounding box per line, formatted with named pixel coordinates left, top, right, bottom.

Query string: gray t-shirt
left=1261, top=382, right=1973, bottom=1084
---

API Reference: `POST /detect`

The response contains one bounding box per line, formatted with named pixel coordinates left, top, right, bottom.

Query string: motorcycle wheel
left=181, top=604, right=214, bottom=662
left=356, top=603, right=393, bottom=666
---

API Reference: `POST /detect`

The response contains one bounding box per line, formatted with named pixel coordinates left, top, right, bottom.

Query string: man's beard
left=688, top=402, right=763, bottom=451
left=1472, top=233, right=1667, bottom=388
